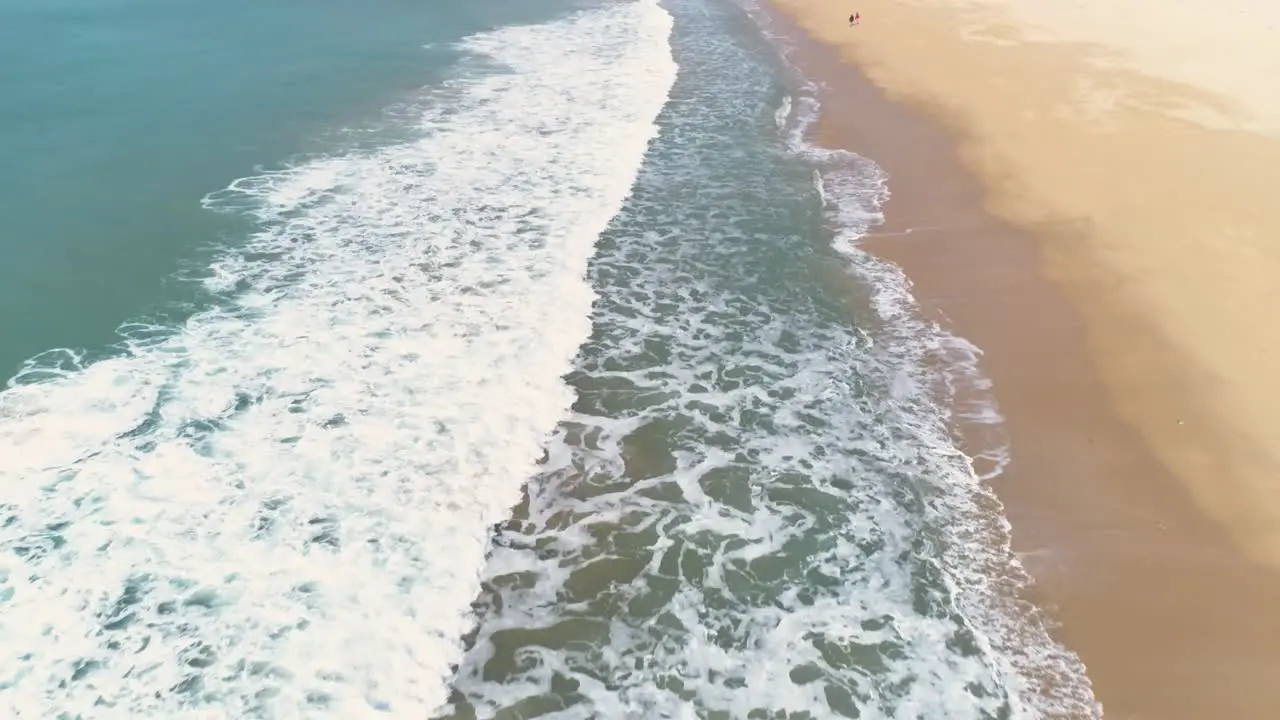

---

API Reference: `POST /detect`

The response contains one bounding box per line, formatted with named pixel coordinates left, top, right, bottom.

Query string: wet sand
left=761, top=0, right=1280, bottom=717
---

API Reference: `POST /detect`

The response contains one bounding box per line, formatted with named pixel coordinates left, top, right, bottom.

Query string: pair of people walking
left=848, top=12, right=860, bottom=26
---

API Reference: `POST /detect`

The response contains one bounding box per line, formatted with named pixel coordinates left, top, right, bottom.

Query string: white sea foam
left=736, top=0, right=1100, bottom=711
left=771, top=56, right=1100, bottom=719
left=773, top=92, right=792, bottom=131
left=0, top=2, right=677, bottom=718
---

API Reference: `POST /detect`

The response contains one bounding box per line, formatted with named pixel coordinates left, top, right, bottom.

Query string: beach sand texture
left=769, top=0, right=1280, bottom=571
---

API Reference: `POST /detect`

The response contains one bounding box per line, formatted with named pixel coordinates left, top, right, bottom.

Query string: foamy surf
left=764, top=15, right=1096, bottom=718
left=439, top=0, right=1099, bottom=717
left=0, top=2, right=677, bottom=717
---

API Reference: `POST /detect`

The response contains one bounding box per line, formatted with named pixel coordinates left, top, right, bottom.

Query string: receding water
left=0, top=0, right=1098, bottom=717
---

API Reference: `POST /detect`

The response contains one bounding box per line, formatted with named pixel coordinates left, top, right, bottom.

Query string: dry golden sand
left=760, top=0, right=1280, bottom=717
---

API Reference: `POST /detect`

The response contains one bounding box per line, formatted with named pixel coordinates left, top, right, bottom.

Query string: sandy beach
left=763, top=0, right=1280, bottom=717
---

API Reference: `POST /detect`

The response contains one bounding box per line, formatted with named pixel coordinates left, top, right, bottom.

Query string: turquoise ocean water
left=0, top=0, right=1100, bottom=717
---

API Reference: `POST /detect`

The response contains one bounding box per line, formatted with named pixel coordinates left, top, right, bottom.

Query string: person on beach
left=849, top=12, right=860, bottom=26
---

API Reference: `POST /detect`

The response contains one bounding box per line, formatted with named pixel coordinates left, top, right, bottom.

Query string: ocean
left=0, top=0, right=1098, bottom=717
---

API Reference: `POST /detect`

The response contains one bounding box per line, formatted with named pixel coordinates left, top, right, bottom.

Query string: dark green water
left=439, top=1, right=1097, bottom=717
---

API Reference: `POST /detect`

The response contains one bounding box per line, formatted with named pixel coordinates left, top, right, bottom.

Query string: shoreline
left=765, top=0, right=1280, bottom=566
left=759, top=0, right=1280, bottom=717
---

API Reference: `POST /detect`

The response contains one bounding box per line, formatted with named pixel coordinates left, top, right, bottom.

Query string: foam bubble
left=774, top=93, right=793, bottom=132
left=0, top=2, right=677, bottom=717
